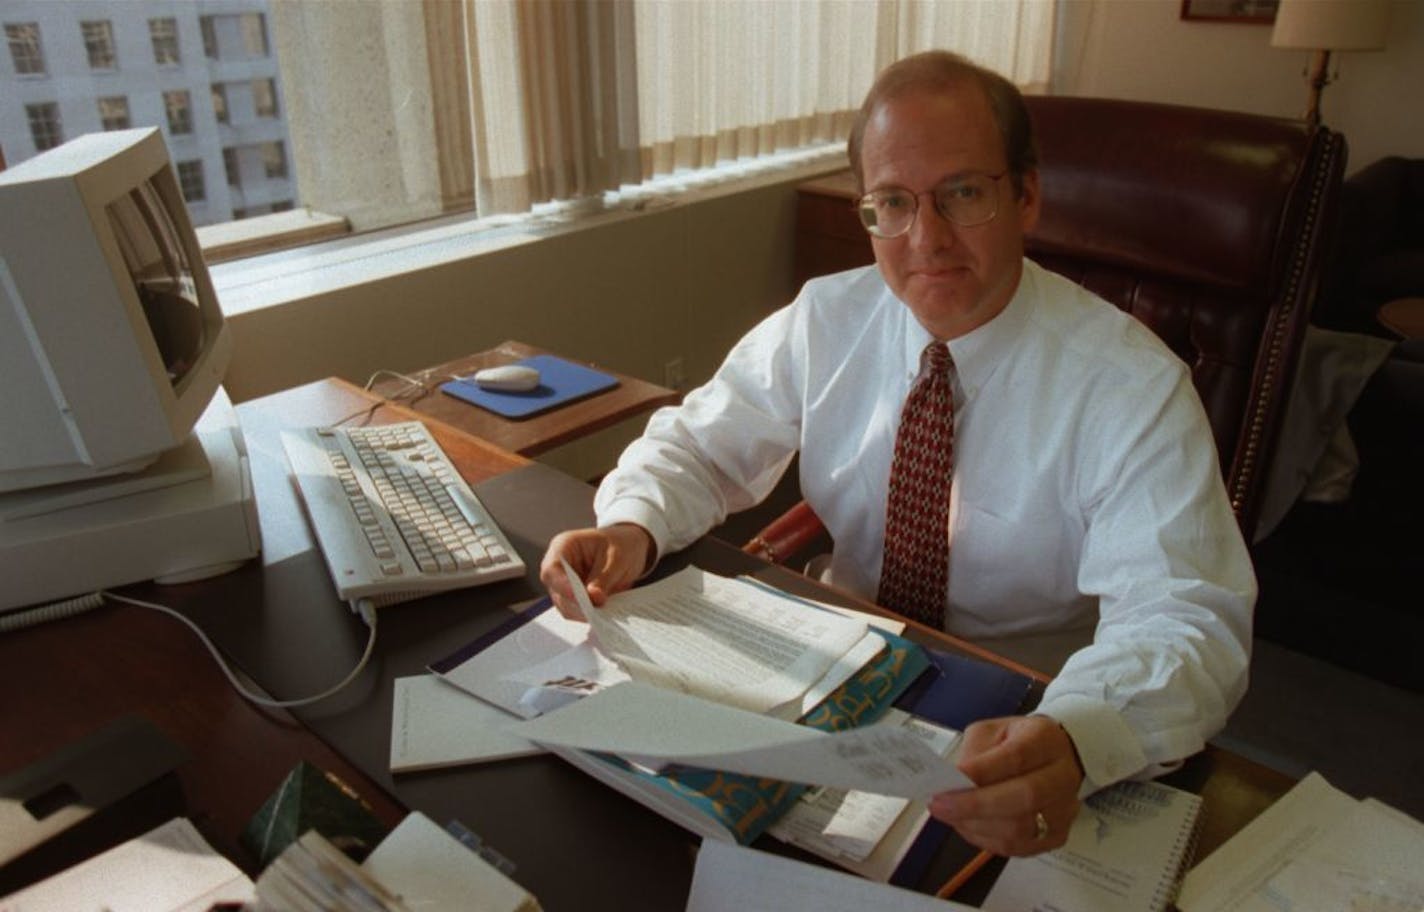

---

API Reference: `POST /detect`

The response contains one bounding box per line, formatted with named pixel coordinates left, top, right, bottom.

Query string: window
left=271, top=199, right=294, bottom=212
left=164, top=90, right=192, bottom=135
left=81, top=20, right=116, bottom=70
left=176, top=160, right=205, bottom=202
left=200, top=16, right=217, bottom=59
left=150, top=17, right=180, bottom=65
left=263, top=141, right=287, bottom=179
left=241, top=13, right=268, bottom=57
left=97, top=96, right=130, bottom=130
left=253, top=78, right=279, bottom=118
left=6, top=22, right=44, bottom=75
left=26, top=102, right=62, bottom=151
left=275, top=1, right=1052, bottom=234
left=223, top=148, right=241, bottom=187
left=211, top=84, right=229, bottom=124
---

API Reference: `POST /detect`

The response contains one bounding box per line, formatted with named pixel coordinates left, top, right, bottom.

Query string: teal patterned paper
left=587, top=629, right=929, bottom=845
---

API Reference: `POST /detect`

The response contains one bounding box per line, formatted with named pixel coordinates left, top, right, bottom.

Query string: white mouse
left=472, top=364, right=541, bottom=392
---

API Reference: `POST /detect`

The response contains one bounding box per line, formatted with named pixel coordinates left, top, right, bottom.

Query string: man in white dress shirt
left=540, top=51, right=1254, bottom=857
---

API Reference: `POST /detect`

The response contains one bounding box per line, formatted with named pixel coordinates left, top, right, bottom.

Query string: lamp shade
left=1271, top=0, right=1390, bottom=50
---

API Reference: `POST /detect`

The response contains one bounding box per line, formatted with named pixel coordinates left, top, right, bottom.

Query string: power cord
left=2, top=590, right=379, bottom=709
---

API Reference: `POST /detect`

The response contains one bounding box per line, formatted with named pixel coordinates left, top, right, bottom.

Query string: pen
left=936, top=848, right=995, bottom=899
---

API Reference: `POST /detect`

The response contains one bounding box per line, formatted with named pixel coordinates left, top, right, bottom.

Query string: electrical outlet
left=664, top=357, right=685, bottom=391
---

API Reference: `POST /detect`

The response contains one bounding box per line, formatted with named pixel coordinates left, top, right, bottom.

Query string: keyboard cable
left=1, top=590, right=379, bottom=709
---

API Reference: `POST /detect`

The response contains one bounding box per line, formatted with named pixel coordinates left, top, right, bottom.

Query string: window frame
left=5, top=22, right=45, bottom=75
left=149, top=16, right=180, bottom=66
left=176, top=159, right=206, bottom=202
left=163, top=89, right=193, bottom=136
left=253, top=77, right=279, bottom=118
left=25, top=101, right=62, bottom=151
left=80, top=19, right=117, bottom=70
left=97, top=95, right=131, bottom=130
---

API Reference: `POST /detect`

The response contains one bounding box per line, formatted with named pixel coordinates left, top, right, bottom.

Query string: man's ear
left=1017, top=169, right=1041, bottom=234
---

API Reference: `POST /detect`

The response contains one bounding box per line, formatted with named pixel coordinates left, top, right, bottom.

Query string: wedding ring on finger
left=1034, top=810, right=1050, bottom=841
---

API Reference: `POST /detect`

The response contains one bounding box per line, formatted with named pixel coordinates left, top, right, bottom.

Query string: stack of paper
left=1178, top=771, right=1424, bottom=912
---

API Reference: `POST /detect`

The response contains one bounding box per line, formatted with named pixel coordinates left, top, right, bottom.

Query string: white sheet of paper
left=685, top=840, right=976, bottom=912
left=564, top=563, right=868, bottom=715
left=389, top=674, right=542, bottom=772
left=510, top=680, right=970, bottom=799
left=0, top=817, right=253, bottom=912
left=434, top=605, right=591, bottom=718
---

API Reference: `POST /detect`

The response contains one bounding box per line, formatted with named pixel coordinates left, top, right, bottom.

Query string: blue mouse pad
left=439, top=354, right=620, bottom=420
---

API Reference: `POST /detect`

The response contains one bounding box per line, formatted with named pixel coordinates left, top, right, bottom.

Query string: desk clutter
left=402, top=564, right=1032, bottom=889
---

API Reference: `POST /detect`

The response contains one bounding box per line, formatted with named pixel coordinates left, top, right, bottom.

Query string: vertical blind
left=454, top=0, right=1055, bottom=217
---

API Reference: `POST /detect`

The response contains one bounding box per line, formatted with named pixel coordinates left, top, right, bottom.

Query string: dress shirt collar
left=944, top=257, right=1036, bottom=404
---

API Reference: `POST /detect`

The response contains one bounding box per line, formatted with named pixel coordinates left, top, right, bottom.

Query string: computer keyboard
left=280, top=421, right=526, bottom=607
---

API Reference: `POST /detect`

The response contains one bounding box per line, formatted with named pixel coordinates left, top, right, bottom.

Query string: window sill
left=196, top=207, right=351, bottom=264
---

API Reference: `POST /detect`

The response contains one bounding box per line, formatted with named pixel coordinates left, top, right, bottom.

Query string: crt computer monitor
left=0, top=127, right=232, bottom=494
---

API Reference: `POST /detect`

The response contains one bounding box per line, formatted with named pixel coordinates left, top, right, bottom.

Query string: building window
left=149, top=17, right=180, bottom=65
left=26, top=102, right=62, bottom=151
left=253, top=78, right=279, bottom=118
left=211, top=84, right=229, bottom=124
left=200, top=16, right=217, bottom=59
left=97, top=96, right=130, bottom=130
left=223, top=148, right=241, bottom=187
left=164, top=90, right=192, bottom=135
left=81, top=20, right=116, bottom=70
left=6, top=22, right=45, bottom=75
left=176, top=160, right=205, bottom=202
left=241, top=13, right=268, bottom=57
left=272, top=199, right=294, bottom=213
left=263, top=141, right=287, bottom=179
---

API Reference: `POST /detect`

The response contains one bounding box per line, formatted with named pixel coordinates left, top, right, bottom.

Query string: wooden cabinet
left=793, top=171, right=874, bottom=289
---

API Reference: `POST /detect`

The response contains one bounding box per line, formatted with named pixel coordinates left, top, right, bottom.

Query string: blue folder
left=439, top=354, right=620, bottom=420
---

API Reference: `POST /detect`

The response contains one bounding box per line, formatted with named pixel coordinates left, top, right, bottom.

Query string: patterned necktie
left=877, top=341, right=955, bottom=627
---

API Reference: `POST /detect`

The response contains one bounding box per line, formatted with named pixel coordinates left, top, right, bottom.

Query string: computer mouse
left=472, top=364, right=541, bottom=392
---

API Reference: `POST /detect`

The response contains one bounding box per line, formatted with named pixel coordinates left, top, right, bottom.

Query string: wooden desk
left=794, top=171, right=873, bottom=289
left=368, top=340, right=680, bottom=457
left=0, top=379, right=1295, bottom=907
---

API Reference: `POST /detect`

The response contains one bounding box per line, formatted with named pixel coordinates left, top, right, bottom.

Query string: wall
left=1056, top=0, right=1424, bottom=173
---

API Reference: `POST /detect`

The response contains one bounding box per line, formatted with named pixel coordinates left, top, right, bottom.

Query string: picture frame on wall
left=1180, top=0, right=1279, bottom=23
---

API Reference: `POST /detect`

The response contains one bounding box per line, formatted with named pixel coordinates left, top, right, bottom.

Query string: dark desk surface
left=0, top=378, right=1295, bottom=908
left=368, top=340, right=681, bottom=457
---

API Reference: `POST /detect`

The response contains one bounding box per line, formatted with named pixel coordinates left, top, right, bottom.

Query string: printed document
left=566, top=562, right=868, bottom=715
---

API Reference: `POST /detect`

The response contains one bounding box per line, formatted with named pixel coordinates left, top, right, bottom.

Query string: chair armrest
left=742, top=500, right=826, bottom=565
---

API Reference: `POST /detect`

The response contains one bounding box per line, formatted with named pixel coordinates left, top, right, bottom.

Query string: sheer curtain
left=460, top=0, right=1055, bottom=216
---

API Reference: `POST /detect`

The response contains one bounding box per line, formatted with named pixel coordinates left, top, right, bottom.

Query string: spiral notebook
left=980, top=779, right=1204, bottom=912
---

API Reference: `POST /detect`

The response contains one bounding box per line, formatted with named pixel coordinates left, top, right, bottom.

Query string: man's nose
left=908, top=195, right=958, bottom=251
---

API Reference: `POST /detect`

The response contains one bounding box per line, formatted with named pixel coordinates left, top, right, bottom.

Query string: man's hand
left=928, top=715, right=1084, bottom=856
left=539, top=524, right=654, bottom=619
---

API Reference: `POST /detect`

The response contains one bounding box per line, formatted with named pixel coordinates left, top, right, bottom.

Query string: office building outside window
left=253, top=77, right=279, bottom=118
left=80, top=20, right=116, bottom=70
left=149, top=17, right=180, bottom=65
left=177, top=160, right=205, bottom=202
left=212, top=83, right=229, bottom=124
left=98, top=95, right=130, bottom=130
left=263, top=140, right=287, bottom=179
left=1, top=1, right=295, bottom=230
left=164, top=89, right=192, bottom=135
left=25, top=102, right=61, bottom=151
left=6, top=22, right=45, bottom=75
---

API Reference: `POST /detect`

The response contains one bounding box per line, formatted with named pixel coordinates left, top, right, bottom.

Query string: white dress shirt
left=595, top=260, right=1255, bottom=792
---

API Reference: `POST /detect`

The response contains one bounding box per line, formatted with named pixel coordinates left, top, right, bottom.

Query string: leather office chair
left=745, top=96, right=1347, bottom=567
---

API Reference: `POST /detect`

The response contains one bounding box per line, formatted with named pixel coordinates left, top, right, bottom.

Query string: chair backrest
left=1022, top=96, right=1346, bottom=537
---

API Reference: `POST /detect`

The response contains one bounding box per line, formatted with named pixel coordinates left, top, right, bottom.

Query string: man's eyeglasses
left=856, top=172, right=1009, bottom=238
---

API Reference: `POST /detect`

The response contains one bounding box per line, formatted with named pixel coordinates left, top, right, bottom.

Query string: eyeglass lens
left=857, top=174, right=1002, bottom=237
